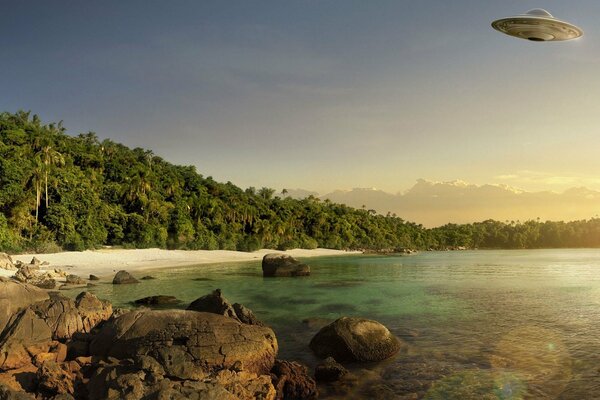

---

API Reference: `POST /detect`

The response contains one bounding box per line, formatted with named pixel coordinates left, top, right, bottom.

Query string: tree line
left=1, top=111, right=599, bottom=253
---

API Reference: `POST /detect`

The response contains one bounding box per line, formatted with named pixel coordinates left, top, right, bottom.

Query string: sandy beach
left=6, top=248, right=360, bottom=279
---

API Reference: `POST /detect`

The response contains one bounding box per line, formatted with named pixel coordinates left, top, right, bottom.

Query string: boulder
left=88, top=275, right=100, bottom=281
left=65, top=275, right=85, bottom=285
left=0, top=308, right=53, bottom=370
left=262, top=254, right=310, bottom=277
left=0, top=280, right=49, bottom=334
left=0, top=254, right=16, bottom=271
left=309, top=317, right=401, bottom=362
left=134, top=295, right=180, bottom=306
left=112, top=270, right=139, bottom=284
left=140, top=276, right=156, bottom=280
left=314, top=357, right=348, bottom=382
left=89, top=309, right=278, bottom=378
left=270, top=360, right=318, bottom=400
left=29, top=258, right=41, bottom=267
left=187, top=289, right=264, bottom=326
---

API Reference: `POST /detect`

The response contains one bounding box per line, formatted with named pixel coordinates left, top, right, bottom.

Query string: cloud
left=300, top=179, right=600, bottom=227
left=495, top=170, right=600, bottom=189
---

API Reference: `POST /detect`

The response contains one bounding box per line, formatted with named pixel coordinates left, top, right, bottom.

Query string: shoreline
left=6, top=248, right=361, bottom=279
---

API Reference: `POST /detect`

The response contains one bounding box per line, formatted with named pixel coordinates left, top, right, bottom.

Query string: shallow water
left=62, top=249, right=600, bottom=399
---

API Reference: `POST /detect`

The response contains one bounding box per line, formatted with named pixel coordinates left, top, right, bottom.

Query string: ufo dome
left=492, top=9, right=583, bottom=42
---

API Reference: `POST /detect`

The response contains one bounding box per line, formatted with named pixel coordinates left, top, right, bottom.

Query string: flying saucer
left=492, top=9, right=583, bottom=42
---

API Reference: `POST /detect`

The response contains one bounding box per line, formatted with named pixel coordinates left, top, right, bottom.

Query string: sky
left=2, top=1, right=600, bottom=196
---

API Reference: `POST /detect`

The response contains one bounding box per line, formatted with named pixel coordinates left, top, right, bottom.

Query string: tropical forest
left=1, top=110, right=599, bottom=253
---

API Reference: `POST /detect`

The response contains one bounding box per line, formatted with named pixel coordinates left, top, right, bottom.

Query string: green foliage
left=1, top=110, right=600, bottom=254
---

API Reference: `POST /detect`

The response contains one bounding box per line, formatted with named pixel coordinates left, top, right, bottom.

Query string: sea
left=62, top=249, right=600, bottom=399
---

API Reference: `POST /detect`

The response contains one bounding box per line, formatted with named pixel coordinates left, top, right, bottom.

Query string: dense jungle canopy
left=1, top=111, right=599, bottom=253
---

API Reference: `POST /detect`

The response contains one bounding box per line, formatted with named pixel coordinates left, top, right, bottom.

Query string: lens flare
left=490, top=325, right=572, bottom=398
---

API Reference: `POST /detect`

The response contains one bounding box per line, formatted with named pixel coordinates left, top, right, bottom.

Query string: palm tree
left=30, top=156, right=43, bottom=223
left=37, top=145, right=65, bottom=208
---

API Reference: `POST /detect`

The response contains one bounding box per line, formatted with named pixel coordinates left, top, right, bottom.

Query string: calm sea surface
left=63, top=249, right=600, bottom=399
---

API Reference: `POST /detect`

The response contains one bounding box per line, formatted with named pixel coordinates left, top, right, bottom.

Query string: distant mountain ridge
left=285, top=179, right=600, bottom=227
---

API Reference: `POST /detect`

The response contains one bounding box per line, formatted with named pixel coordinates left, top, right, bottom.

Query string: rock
left=87, top=360, right=276, bottom=400
left=34, top=279, right=57, bottom=290
left=13, top=266, right=37, bottom=283
left=270, top=360, right=318, bottom=400
left=309, top=317, right=402, bottom=362
left=65, top=275, right=85, bottom=285
left=187, top=289, right=238, bottom=319
left=0, top=254, right=16, bottom=271
left=0, top=292, right=111, bottom=370
left=262, top=254, right=310, bottom=277
left=37, top=361, right=74, bottom=396
left=0, top=384, right=35, bottom=399
left=0, top=365, right=38, bottom=393
left=232, top=303, right=264, bottom=326
left=134, top=295, right=180, bottom=306
left=0, top=307, right=53, bottom=370
left=74, top=292, right=113, bottom=333
left=112, top=270, right=139, bottom=284
left=0, top=281, right=49, bottom=334
left=187, top=289, right=264, bottom=326
left=88, top=275, right=100, bottom=281
left=314, top=357, right=348, bottom=382
left=140, top=276, right=156, bottom=280
left=89, top=309, right=278, bottom=378
left=29, top=258, right=41, bottom=267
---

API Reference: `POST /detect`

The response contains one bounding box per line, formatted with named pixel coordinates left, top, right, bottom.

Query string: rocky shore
left=0, top=253, right=403, bottom=399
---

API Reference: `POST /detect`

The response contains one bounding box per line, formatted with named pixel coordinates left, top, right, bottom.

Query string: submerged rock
left=315, top=357, right=348, bottom=382
left=134, top=295, right=180, bottom=306
left=262, top=254, right=310, bottom=277
left=112, top=270, right=139, bottom=284
left=309, top=317, right=402, bottom=362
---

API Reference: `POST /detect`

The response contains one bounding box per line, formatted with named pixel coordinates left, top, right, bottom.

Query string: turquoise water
left=62, top=249, right=600, bottom=399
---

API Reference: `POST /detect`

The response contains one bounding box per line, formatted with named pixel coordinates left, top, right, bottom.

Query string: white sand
left=8, top=248, right=360, bottom=279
